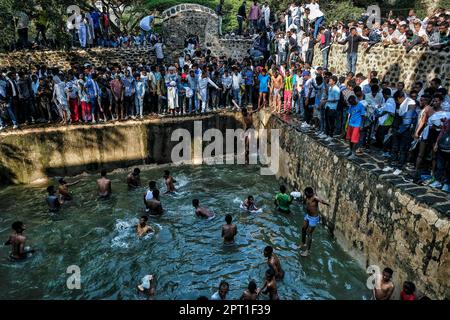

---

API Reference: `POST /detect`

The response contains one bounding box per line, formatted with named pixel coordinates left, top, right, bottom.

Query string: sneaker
left=442, top=184, right=450, bottom=193
left=423, top=177, right=435, bottom=186
left=420, top=174, right=432, bottom=181
left=393, top=169, right=402, bottom=176
left=429, top=181, right=443, bottom=189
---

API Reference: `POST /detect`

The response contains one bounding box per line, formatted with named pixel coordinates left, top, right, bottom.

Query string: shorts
left=346, top=126, right=361, bottom=144
left=304, top=214, right=320, bottom=227
left=273, top=88, right=280, bottom=97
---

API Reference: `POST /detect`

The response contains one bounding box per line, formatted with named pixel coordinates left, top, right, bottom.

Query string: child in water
left=242, top=195, right=259, bottom=211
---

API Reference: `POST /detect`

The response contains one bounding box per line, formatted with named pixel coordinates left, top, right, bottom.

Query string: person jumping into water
left=263, top=246, right=284, bottom=280
left=163, top=170, right=176, bottom=194
left=222, top=214, right=237, bottom=245
left=300, top=187, right=329, bottom=257
left=192, top=199, right=214, bottom=219
left=135, top=215, right=154, bottom=237
left=243, top=195, right=259, bottom=211
left=58, top=177, right=81, bottom=202
left=97, top=169, right=112, bottom=199
left=4, top=221, right=35, bottom=261
left=127, top=168, right=142, bottom=189
left=46, top=185, right=61, bottom=213
left=274, top=185, right=293, bottom=214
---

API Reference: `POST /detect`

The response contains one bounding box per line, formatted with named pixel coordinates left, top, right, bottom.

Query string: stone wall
left=255, top=111, right=449, bottom=300
left=0, top=47, right=156, bottom=70
left=313, top=43, right=450, bottom=89
left=0, top=112, right=244, bottom=185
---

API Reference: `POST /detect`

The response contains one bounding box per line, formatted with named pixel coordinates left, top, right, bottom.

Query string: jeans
left=313, top=16, right=325, bottom=38
left=237, top=16, right=244, bottom=35
left=435, top=149, right=450, bottom=184
left=232, top=88, right=241, bottom=107
left=319, top=106, right=326, bottom=132
left=347, top=52, right=358, bottom=74
left=306, top=50, right=314, bottom=65
left=277, top=52, right=287, bottom=65
left=391, top=130, right=413, bottom=166
left=135, top=95, right=144, bottom=117
left=322, top=47, right=330, bottom=70
left=124, top=95, right=134, bottom=116
left=244, top=85, right=253, bottom=106
left=0, top=98, right=18, bottom=126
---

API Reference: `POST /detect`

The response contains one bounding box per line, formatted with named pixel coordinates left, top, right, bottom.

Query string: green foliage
left=324, top=1, right=365, bottom=23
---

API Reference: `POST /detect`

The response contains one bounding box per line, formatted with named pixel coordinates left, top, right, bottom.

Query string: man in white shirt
left=231, top=69, right=243, bottom=107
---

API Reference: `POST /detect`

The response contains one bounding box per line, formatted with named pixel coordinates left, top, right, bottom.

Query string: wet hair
left=47, top=185, right=55, bottom=194
left=192, top=199, right=200, bottom=207
left=225, top=214, right=232, bottom=224
left=152, top=189, right=160, bottom=198
left=164, top=170, right=170, bottom=176
left=140, top=215, right=148, bottom=222
left=133, top=168, right=141, bottom=175
left=383, top=267, right=394, bottom=276
left=403, top=281, right=416, bottom=295
left=219, top=281, right=229, bottom=290
left=248, top=195, right=254, bottom=201
left=264, top=245, right=273, bottom=255
left=304, top=187, right=314, bottom=197
left=265, top=268, right=275, bottom=278
left=248, top=280, right=257, bottom=293
left=149, top=181, right=156, bottom=189
left=12, top=221, right=24, bottom=232
left=101, top=169, right=107, bottom=177
left=280, top=185, right=286, bottom=193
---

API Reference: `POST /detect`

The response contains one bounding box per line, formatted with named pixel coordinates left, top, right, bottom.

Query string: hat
left=302, top=71, right=311, bottom=77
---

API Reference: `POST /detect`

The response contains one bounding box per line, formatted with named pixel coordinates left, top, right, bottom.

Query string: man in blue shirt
left=324, top=75, right=340, bottom=138
left=242, top=65, right=254, bottom=107
left=345, top=95, right=365, bottom=158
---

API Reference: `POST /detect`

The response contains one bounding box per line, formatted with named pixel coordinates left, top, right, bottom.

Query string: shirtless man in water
left=4, top=221, right=34, bottom=260
left=263, top=246, right=284, bottom=280
left=135, top=216, right=154, bottom=236
left=301, top=186, right=329, bottom=257
left=222, top=214, right=237, bottom=244
left=58, top=178, right=81, bottom=202
left=127, top=168, right=141, bottom=189
left=146, top=189, right=164, bottom=216
left=192, top=199, right=214, bottom=219
left=373, top=267, right=395, bottom=300
left=163, top=170, right=176, bottom=194
left=260, top=268, right=279, bottom=300
left=240, top=280, right=259, bottom=300
left=97, top=169, right=112, bottom=198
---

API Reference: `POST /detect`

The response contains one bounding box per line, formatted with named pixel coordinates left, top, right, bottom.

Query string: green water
left=0, top=165, right=370, bottom=300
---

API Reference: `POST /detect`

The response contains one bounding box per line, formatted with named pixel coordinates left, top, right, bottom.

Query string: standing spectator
left=135, top=73, right=145, bottom=119
left=324, top=75, right=340, bottom=137
left=122, top=70, right=136, bottom=119
left=338, top=27, right=368, bottom=74
left=100, top=7, right=110, bottom=46
left=231, top=68, right=243, bottom=107
left=216, top=0, right=225, bottom=36
left=237, top=1, right=247, bottom=36
left=307, top=0, right=325, bottom=38
left=78, top=13, right=88, bottom=48
left=283, top=69, right=293, bottom=113
left=150, top=38, right=165, bottom=66
left=261, top=1, right=271, bottom=31
left=110, top=74, right=124, bottom=120
left=52, top=75, right=71, bottom=124
left=345, top=95, right=365, bottom=159
left=318, top=26, right=331, bottom=70
left=0, top=73, right=19, bottom=130
left=248, top=1, right=261, bottom=35
left=16, top=71, right=35, bottom=124
left=65, top=73, right=79, bottom=123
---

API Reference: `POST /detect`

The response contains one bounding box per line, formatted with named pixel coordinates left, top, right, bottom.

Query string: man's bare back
left=97, top=177, right=112, bottom=198
left=146, top=199, right=163, bottom=216
left=6, top=234, right=26, bottom=259
left=268, top=254, right=285, bottom=280
left=222, top=223, right=237, bottom=244
left=195, top=207, right=214, bottom=219
left=165, top=176, right=175, bottom=193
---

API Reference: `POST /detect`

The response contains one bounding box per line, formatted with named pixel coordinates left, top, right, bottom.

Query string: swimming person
left=240, top=280, right=259, bottom=300
left=46, top=185, right=61, bottom=213
left=263, top=246, right=285, bottom=280
left=137, top=274, right=156, bottom=297
left=146, top=189, right=164, bottom=216
left=222, top=214, right=237, bottom=245
left=260, top=268, right=279, bottom=300
left=58, top=178, right=81, bottom=202
left=135, top=216, right=154, bottom=237
left=144, top=181, right=157, bottom=211
left=192, top=199, right=214, bottom=219
left=127, top=168, right=142, bottom=189
left=274, top=185, right=293, bottom=214
left=97, top=169, right=112, bottom=199
left=300, top=186, right=329, bottom=257
left=163, top=170, right=176, bottom=194
left=4, top=221, right=35, bottom=261
left=210, top=281, right=229, bottom=300
left=243, top=195, right=259, bottom=211
left=373, top=267, right=395, bottom=300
